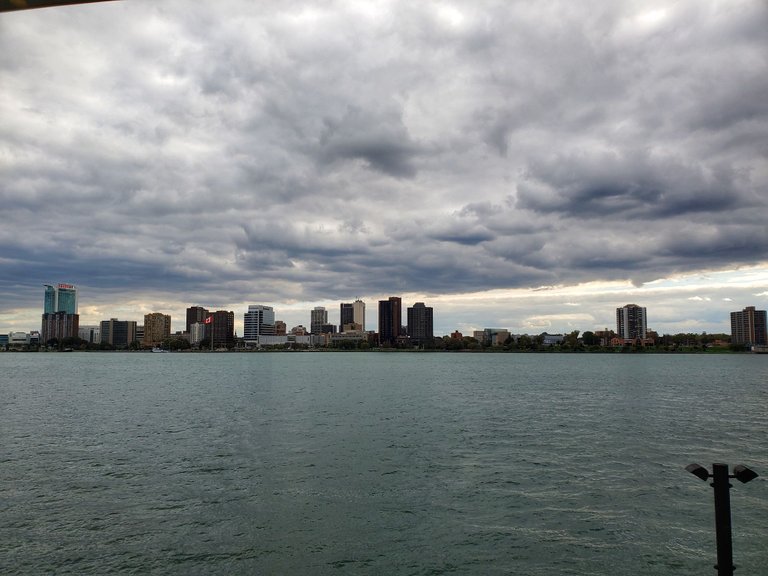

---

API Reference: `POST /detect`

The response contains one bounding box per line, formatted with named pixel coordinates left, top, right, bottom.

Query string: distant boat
left=751, top=345, right=768, bottom=354
left=151, top=347, right=169, bottom=353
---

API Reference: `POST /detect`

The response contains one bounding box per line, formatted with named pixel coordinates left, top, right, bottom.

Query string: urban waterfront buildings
left=475, top=328, right=511, bottom=347
left=244, top=305, right=276, bottom=341
left=339, top=299, right=366, bottom=332
left=310, top=307, right=327, bottom=335
left=339, top=302, right=354, bottom=332
left=353, top=299, right=366, bottom=331
left=616, top=304, right=647, bottom=340
left=407, top=302, right=434, bottom=344
left=730, top=306, right=767, bottom=346
left=15, top=286, right=767, bottom=352
left=100, top=318, right=137, bottom=347
left=209, top=310, right=235, bottom=347
left=143, top=313, right=172, bottom=347
left=78, top=325, right=100, bottom=344
left=41, top=311, right=79, bottom=344
left=44, top=283, right=78, bottom=315
left=41, top=283, right=79, bottom=342
left=378, top=296, right=402, bottom=346
left=190, top=322, right=206, bottom=345
left=186, top=306, right=209, bottom=333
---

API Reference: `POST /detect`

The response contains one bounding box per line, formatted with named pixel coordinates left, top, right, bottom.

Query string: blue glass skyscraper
left=43, top=284, right=57, bottom=314
left=43, top=283, right=78, bottom=314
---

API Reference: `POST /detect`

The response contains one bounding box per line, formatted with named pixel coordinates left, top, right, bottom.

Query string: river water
left=1, top=352, right=766, bottom=575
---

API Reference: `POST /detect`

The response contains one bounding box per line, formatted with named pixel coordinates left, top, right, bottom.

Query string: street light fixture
left=686, top=462, right=759, bottom=576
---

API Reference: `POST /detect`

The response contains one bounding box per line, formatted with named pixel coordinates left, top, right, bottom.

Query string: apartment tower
left=616, top=304, right=647, bottom=340
left=378, top=296, right=402, bottom=346
left=407, top=302, right=434, bottom=344
left=730, top=306, right=767, bottom=346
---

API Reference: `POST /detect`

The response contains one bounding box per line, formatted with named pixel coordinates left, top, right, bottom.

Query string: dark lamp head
left=733, top=465, right=758, bottom=484
left=686, top=463, right=710, bottom=481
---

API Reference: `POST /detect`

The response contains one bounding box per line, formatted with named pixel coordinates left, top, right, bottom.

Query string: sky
left=1, top=0, right=767, bottom=337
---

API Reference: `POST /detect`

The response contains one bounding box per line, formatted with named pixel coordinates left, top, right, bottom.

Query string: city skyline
left=7, top=280, right=768, bottom=342
left=3, top=276, right=768, bottom=338
left=5, top=279, right=768, bottom=349
left=1, top=1, right=767, bottom=338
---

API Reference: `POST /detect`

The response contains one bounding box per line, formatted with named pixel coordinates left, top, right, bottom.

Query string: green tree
left=581, top=331, right=599, bottom=346
left=517, top=334, right=532, bottom=350
left=564, top=330, right=580, bottom=348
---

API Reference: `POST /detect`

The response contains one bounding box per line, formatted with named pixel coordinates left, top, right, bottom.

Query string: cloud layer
left=1, top=0, right=767, bottom=332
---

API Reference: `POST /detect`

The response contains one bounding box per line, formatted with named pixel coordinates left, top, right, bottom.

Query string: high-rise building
left=56, top=284, right=77, bottom=315
left=190, top=322, right=206, bottom=345
left=143, top=313, right=172, bottom=347
left=244, top=305, right=276, bottom=341
left=100, top=318, right=137, bottom=347
left=616, top=304, right=647, bottom=340
left=41, top=311, right=79, bottom=343
left=353, top=299, right=365, bottom=331
left=311, top=307, right=327, bottom=335
left=730, top=306, right=767, bottom=346
left=340, top=303, right=354, bottom=332
left=378, top=296, right=402, bottom=346
left=186, top=306, right=209, bottom=333
left=209, top=310, right=235, bottom=347
left=407, top=302, right=434, bottom=344
left=44, top=284, right=56, bottom=314
left=41, top=283, right=79, bottom=342
left=43, top=283, right=78, bottom=314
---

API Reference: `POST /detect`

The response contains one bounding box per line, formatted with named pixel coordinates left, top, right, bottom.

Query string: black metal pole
left=711, top=463, right=734, bottom=576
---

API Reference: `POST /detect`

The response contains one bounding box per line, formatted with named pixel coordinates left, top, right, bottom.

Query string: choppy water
left=1, top=352, right=766, bottom=575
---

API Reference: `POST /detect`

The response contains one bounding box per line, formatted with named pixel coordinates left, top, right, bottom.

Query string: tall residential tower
left=407, top=302, right=434, bottom=344
left=730, top=306, right=767, bottom=346
left=378, top=296, right=402, bottom=346
left=616, top=304, right=647, bottom=340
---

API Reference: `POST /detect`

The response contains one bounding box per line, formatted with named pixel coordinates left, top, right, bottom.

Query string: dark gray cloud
left=318, top=105, right=421, bottom=178
left=1, top=0, right=767, bottom=331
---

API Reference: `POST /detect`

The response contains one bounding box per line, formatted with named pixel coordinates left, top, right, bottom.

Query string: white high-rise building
left=244, top=305, right=276, bottom=341
left=353, top=299, right=366, bottom=331
left=190, top=322, right=206, bottom=345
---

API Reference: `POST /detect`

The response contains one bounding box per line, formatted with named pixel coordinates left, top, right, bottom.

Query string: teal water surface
left=1, top=352, right=767, bottom=575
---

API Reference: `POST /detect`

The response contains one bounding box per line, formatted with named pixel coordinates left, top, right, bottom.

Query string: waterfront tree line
left=5, top=330, right=745, bottom=353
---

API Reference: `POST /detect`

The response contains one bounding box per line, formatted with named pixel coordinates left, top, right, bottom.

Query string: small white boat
left=151, top=347, right=169, bottom=353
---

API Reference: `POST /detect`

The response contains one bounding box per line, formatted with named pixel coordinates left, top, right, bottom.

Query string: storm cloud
left=1, top=0, right=766, bottom=332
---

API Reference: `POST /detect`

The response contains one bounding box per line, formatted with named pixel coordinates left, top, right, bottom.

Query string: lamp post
left=685, top=463, right=759, bottom=576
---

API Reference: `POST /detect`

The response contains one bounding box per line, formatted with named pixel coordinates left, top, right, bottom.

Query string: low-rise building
left=541, top=333, right=564, bottom=346
left=481, top=328, right=510, bottom=346
left=9, top=331, right=30, bottom=347
left=78, top=325, right=101, bottom=343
